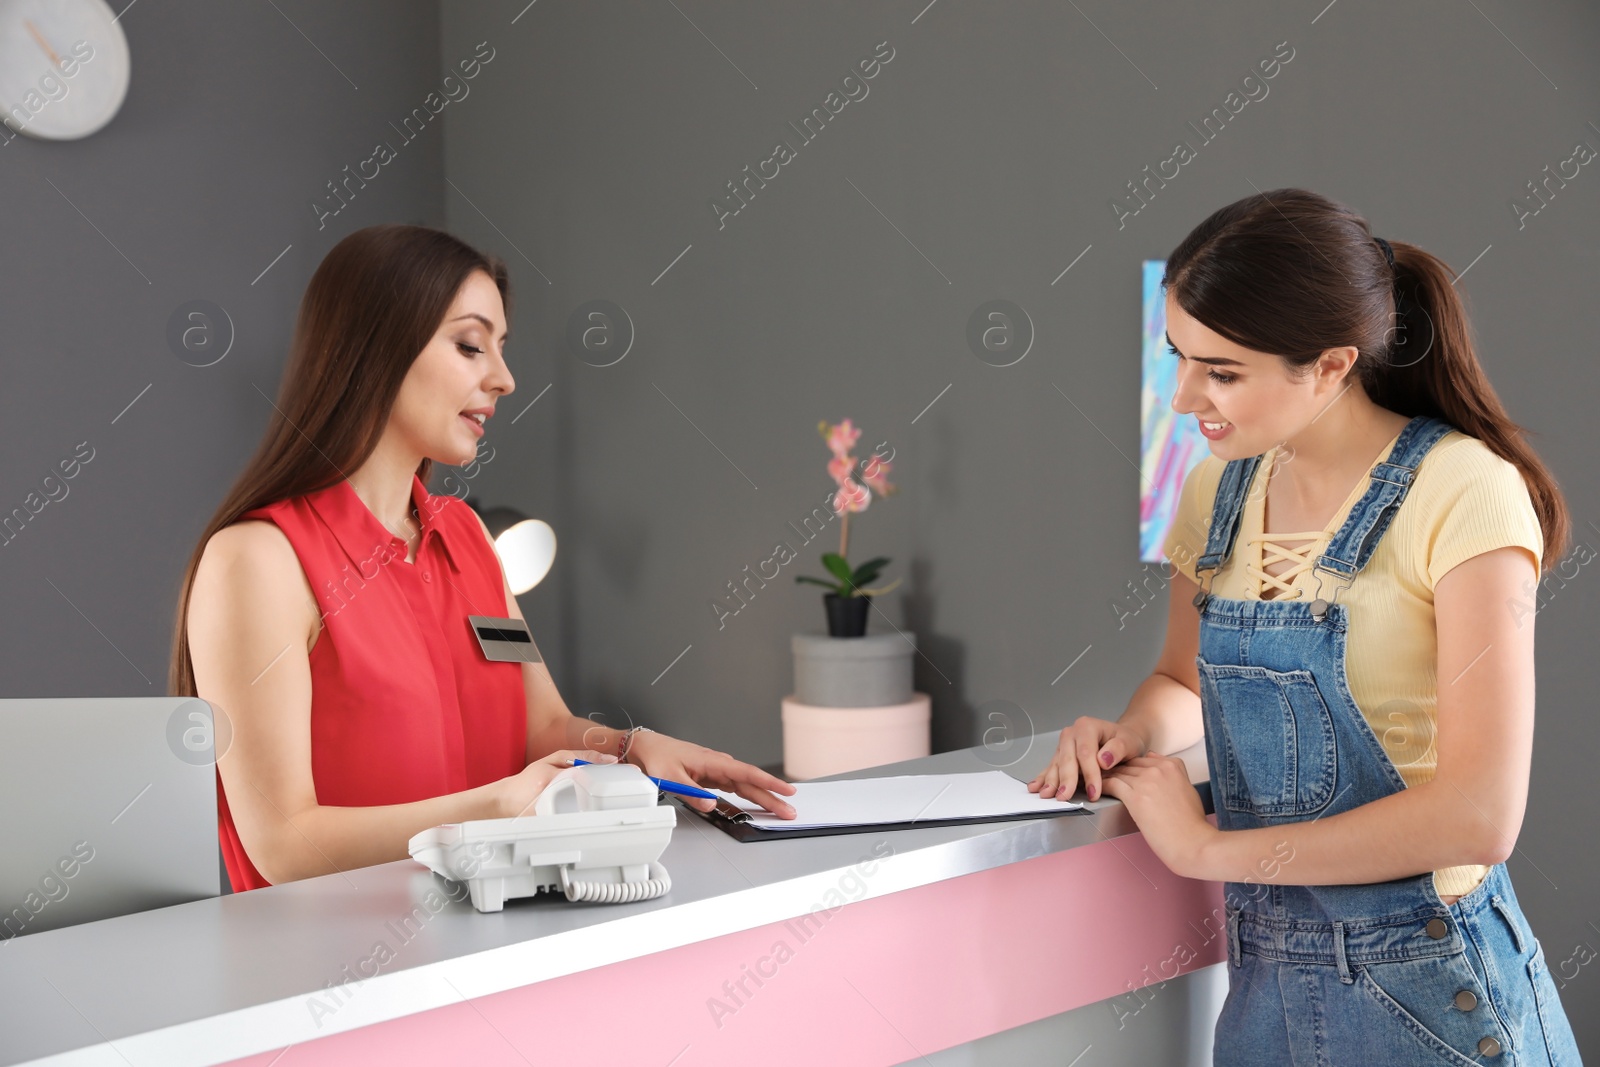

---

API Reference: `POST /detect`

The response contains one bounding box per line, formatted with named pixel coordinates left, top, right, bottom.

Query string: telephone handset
left=408, top=763, right=676, bottom=913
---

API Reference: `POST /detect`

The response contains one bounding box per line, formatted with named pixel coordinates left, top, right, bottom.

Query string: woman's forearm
left=1198, top=776, right=1508, bottom=887
left=528, top=709, right=630, bottom=761
left=249, top=778, right=508, bottom=884
left=263, top=713, right=646, bottom=883
left=1119, top=671, right=1205, bottom=756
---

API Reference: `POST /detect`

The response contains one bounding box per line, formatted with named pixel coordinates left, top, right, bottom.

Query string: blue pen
left=572, top=759, right=718, bottom=800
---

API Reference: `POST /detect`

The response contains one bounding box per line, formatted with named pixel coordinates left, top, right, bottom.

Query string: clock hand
left=23, top=19, right=63, bottom=67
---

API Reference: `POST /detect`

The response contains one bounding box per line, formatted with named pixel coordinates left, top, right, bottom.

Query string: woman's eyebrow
left=451, top=312, right=510, bottom=341
left=1165, top=331, right=1245, bottom=367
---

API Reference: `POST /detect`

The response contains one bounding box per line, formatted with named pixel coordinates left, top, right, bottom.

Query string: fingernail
left=1087, top=785, right=1097, bottom=800
left=1100, top=752, right=1113, bottom=767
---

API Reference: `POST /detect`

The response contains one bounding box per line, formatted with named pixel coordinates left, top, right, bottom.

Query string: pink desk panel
left=222, top=824, right=1226, bottom=1067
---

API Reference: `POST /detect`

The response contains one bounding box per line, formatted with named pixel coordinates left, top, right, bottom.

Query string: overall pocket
left=1198, top=661, right=1338, bottom=819
left=1490, top=891, right=1583, bottom=1064
left=1527, top=940, right=1582, bottom=1067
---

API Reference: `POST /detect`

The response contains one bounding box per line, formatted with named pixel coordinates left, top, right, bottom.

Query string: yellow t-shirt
left=1161, top=428, right=1544, bottom=899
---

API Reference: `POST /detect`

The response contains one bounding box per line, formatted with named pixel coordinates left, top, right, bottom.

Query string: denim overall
left=1192, top=414, right=1583, bottom=1066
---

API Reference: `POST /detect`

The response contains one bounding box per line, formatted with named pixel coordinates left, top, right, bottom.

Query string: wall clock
left=0, top=0, right=130, bottom=141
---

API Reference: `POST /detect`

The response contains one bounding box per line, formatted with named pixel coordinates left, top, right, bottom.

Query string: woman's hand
left=629, top=732, right=797, bottom=818
left=1027, top=716, right=1150, bottom=802
left=1096, top=754, right=1215, bottom=879
left=496, top=749, right=619, bottom=819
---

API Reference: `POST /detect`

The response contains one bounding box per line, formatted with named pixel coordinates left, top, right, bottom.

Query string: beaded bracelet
left=618, top=725, right=654, bottom=765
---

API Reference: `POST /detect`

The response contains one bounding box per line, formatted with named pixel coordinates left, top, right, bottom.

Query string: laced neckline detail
left=1245, top=528, right=1333, bottom=600
left=1243, top=429, right=1406, bottom=601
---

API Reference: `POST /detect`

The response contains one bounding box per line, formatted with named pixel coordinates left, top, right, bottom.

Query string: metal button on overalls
left=1454, top=989, right=1478, bottom=1011
left=1425, top=917, right=1448, bottom=939
left=1478, top=1036, right=1502, bottom=1056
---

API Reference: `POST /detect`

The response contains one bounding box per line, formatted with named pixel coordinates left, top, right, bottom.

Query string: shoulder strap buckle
left=1308, top=564, right=1353, bottom=622
left=1192, top=564, right=1218, bottom=613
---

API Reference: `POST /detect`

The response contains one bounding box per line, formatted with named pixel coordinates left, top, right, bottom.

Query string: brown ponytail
left=168, top=224, right=510, bottom=696
left=1162, top=188, right=1568, bottom=571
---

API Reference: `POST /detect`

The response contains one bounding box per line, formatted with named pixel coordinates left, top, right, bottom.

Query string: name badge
left=468, top=615, right=544, bottom=664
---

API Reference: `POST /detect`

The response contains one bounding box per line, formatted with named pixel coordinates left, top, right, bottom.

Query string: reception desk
left=0, top=733, right=1227, bottom=1067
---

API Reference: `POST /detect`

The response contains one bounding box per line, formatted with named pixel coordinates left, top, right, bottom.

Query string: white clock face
left=0, top=0, right=130, bottom=141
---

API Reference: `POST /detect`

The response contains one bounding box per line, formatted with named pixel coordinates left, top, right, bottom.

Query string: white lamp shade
left=494, top=519, right=556, bottom=595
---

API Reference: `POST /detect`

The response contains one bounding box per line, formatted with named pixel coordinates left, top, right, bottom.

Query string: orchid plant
left=795, top=418, right=902, bottom=599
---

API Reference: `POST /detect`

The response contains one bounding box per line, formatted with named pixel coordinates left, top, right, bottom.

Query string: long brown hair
left=1162, top=187, right=1568, bottom=572
left=169, top=224, right=511, bottom=695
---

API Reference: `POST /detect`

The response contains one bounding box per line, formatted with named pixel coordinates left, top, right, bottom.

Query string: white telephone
left=407, top=763, right=676, bottom=913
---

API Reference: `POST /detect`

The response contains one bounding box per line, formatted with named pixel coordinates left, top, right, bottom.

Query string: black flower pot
left=823, top=593, right=871, bottom=637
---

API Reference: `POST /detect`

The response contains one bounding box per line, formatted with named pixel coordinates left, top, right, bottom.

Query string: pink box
left=781, top=693, right=931, bottom=779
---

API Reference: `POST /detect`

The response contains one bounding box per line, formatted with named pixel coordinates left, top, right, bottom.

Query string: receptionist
left=171, top=223, right=797, bottom=892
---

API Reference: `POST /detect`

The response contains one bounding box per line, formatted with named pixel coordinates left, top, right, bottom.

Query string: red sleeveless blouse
left=216, top=474, right=527, bottom=892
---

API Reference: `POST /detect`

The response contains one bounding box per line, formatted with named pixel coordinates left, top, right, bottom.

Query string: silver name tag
left=468, top=615, right=543, bottom=664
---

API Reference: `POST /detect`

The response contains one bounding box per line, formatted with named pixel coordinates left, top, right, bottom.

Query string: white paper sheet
left=709, top=770, right=1084, bottom=830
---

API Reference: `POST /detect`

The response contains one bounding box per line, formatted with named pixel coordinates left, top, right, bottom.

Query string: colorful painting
left=1139, top=259, right=1207, bottom=562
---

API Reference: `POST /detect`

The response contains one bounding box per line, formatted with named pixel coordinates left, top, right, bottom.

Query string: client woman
left=171, top=223, right=796, bottom=891
left=1029, top=189, right=1581, bottom=1063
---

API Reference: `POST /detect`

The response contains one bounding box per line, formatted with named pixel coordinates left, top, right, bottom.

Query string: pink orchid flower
left=860, top=453, right=895, bottom=496
left=832, top=478, right=871, bottom=514
left=825, top=418, right=862, bottom=458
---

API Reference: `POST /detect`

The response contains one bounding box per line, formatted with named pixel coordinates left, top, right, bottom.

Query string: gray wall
left=2, top=0, right=1595, bottom=1054
left=0, top=0, right=450, bottom=693
left=438, top=0, right=1600, bottom=1052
